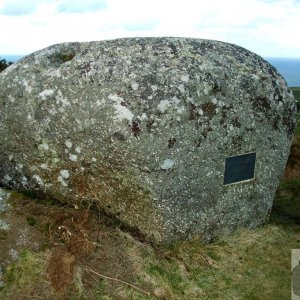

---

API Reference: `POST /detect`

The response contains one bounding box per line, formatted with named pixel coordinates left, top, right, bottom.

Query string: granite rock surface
left=0, top=38, right=296, bottom=242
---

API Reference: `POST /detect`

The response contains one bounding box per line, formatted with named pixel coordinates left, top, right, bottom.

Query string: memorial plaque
left=224, top=153, right=256, bottom=185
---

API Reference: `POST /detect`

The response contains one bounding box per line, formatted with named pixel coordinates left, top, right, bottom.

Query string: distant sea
left=1, top=55, right=23, bottom=63
left=1, top=54, right=300, bottom=87
left=266, top=58, right=300, bottom=87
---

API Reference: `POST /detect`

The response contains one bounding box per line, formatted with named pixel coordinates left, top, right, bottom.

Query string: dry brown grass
left=48, top=251, right=76, bottom=294
left=0, top=194, right=149, bottom=299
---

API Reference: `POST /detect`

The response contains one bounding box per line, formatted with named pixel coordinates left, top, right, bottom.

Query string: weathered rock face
left=0, top=38, right=296, bottom=242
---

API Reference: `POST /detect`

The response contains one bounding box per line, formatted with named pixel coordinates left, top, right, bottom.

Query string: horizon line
left=2, top=54, right=300, bottom=60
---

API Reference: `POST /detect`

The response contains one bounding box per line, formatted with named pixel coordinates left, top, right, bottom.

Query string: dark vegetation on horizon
left=0, top=58, right=13, bottom=73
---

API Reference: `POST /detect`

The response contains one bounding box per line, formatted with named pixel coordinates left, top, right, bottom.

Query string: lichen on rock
left=0, top=37, right=296, bottom=243
left=0, top=188, right=10, bottom=213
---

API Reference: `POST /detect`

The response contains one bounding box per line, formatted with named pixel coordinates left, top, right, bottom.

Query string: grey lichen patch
left=0, top=188, right=10, bottom=213
left=0, top=220, right=10, bottom=231
left=160, top=159, right=175, bottom=170
left=0, top=188, right=11, bottom=233
left=58, top=169, right=70, bottom=187
left=0, top=37, right=296, bottom=243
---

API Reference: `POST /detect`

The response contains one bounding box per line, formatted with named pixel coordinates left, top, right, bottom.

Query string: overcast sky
left=0, top=0, right=299, bottom=58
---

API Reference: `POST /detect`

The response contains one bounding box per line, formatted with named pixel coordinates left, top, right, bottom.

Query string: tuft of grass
left=26, top=216, right=36, bottom=226
left=148, top=263, right=187, bottom=296
left=1, top=249, right=49, bottom=299
left=59, top=50, right=76, bottom=63
left=5, top=250, right=44, bottom=287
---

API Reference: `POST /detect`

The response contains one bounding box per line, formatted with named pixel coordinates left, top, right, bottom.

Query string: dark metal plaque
left=224, top=152, right=256, bottom=185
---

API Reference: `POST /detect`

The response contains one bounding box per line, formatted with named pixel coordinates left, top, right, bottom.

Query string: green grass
left=296, top=116, right=300, bottom=136
left=26, top=216, right=37, bottom=226
left=270, top=178, right=300, bottom=225
left=134, top=224, right=300, bottom=300
left=4, top=250, right=44, bottom=287
left=1, top=250, right=48, bottom=299
left=291, top=87, right=300, bottom=101
left=2, top=224, right=298, bottom=299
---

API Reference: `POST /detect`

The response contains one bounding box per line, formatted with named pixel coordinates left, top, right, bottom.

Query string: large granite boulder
left=0, top=38, right=296, bottom=242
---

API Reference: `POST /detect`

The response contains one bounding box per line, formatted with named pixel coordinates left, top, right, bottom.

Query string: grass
left=148, top=225, right=300, bottom=299
left=4, top=250, right=45, bottom=287
left=26, top=216, right=37, bottom=226
left=295, top=119, right=300, bottom=137
left=0, top=250, right=50, bottom=299
left=270, top=178, right=300, bottom=224
left=1, top=224, right=299, bottom=299
left=291, top=87, right=300, bottom=101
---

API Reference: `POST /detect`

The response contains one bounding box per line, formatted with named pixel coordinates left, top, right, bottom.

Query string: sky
left=0, top=0, right=299, bottom=58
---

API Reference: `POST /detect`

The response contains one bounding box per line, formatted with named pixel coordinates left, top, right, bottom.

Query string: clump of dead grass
left=45, top=206, right=96, bottom=298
